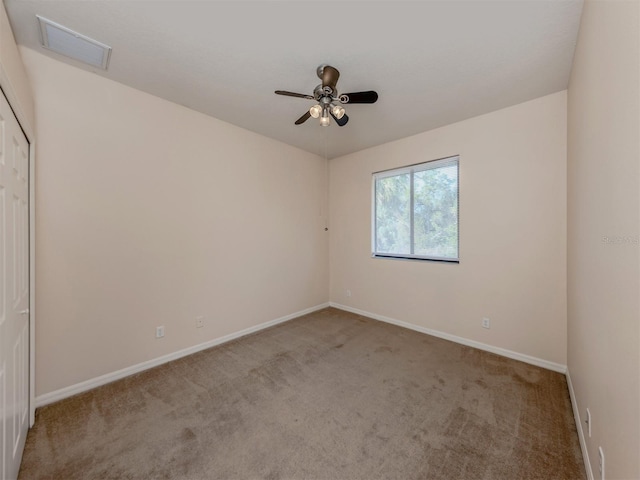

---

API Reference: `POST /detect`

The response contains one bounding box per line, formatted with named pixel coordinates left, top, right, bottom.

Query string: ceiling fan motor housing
left=313, top=84, right=326, bottom=100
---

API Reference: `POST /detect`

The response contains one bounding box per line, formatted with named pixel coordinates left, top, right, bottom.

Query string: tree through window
left=373, top=156, right=459, bottom=262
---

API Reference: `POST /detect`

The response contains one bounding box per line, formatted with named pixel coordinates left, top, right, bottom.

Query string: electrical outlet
left=482, top=317, right=490, bottom=329
left=598, top=447, right=605, bottom=480
left=156, top=326, right=165, bottom=338
left=585, top=408, right=591, bottom=437
left=346, top=289, right=352, bottom=297
left=196, top=316, right=204, bottom=328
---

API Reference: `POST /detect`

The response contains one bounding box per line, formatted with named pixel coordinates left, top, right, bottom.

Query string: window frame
left=371, top=155, right=459, bottom=263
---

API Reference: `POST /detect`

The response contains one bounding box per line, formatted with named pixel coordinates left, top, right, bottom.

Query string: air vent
left=37, top=15, right=111, bottom=70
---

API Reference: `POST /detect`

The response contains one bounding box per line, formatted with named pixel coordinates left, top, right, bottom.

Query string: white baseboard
left=35, top=302, right=330, bottom=408
left=329, top=302, right=567, bottom=374
left=566, top=368, right=594, bottom=480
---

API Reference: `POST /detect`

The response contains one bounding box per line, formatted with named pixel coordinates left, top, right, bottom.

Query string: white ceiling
left=5, top=1, right=583, bottom=159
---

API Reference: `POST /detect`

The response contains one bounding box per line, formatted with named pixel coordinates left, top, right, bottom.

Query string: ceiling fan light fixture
left=309, top=104, right=322, bottom=118
left=320, top=110, right=330, bottom=127
left=331, top=104, right=346, bottom=119
left=275, top=65, right=378, bottom=128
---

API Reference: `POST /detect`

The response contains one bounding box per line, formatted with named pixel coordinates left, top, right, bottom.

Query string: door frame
left=0, top=63, right=36, bottom=427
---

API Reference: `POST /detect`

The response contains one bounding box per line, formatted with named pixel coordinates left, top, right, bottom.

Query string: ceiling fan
left=275, top=65, right=378, bottom=127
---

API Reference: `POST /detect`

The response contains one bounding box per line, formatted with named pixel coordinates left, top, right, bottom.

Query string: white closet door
left=0, top=90, right=29, bottom=480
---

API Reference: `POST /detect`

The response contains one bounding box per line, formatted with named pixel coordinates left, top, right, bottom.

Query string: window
left=373, top=155, right=459, bottom=262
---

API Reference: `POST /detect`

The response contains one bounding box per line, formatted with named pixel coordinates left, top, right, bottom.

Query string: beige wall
left=20, top=48, right=329, bottom=397
left=329, top=91, right=568, bottom=366
left=567, top=0, right=640, bottom=478
left=0, top=2, right=34, bottom=136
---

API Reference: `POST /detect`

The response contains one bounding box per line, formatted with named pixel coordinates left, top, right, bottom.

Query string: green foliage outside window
left=374, top=157, right=458, bottom=261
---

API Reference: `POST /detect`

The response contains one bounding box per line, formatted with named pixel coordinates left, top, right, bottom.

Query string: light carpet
left=20, top=307, right=585, bottom=479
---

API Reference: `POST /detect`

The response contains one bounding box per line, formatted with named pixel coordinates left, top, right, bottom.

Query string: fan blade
left=322, top=66, right=340, bottom=93
left=275, top=90, right=314, bottom=100
left=339, top=91, right=378, bottom=104
left=330, top=112, right=349, bottom=127
left=295, top=111, right=311, bottom=125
